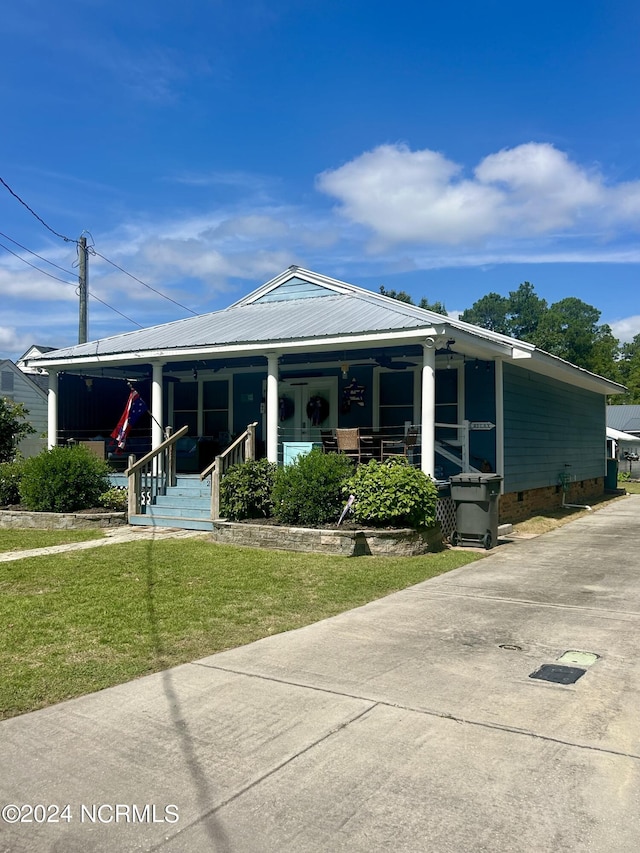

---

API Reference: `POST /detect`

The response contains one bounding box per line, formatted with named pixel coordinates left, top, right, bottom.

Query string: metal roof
left=24, top=266, right=626, bottom=396
left=33, top=291, right=446, bottom=360
left=27, top=267, right=522, bottom=362
left=607, top=405, right=640, bottom=433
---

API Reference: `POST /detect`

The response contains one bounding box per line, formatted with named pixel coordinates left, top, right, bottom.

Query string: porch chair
left=320, top=430, right=338, bottom=453
left=336, top=428, right=365, bottom=463
left=381, top=426, right=419, bottom=461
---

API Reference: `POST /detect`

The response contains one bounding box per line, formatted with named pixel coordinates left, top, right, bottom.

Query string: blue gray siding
left=252, top=277, right=336, bottom=303
left=503, top=362, right=605, bottom=492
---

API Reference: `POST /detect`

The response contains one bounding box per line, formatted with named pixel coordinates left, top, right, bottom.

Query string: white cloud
left=610, top=315, right=640, bottom=343
left=317, top=142, right=640, bottom=247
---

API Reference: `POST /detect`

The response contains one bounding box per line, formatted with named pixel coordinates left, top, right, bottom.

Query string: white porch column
left=266, top=354, right=279, bottom=463
left=151, top=361, right=165, bottom=449
left=495, top=358, right=504, bottom=489
left=421, top=341, right=436, bottom=477
left=47, top=369, right=58, bottom=449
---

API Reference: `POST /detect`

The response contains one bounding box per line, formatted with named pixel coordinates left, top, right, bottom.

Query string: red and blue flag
left=110, top=390, right=147, bottom=450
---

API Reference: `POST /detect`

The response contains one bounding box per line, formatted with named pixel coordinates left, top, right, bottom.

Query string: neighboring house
left=607, top=406, right=640, bottom=467
left=0, top=358, right=48, bottom=457
left=25, top=266, right=624, bottom=522
left=607, top=405, right=640, bottom=438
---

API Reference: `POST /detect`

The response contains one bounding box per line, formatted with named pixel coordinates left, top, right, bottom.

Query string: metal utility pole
left=78, top=235, right=88, bottom=344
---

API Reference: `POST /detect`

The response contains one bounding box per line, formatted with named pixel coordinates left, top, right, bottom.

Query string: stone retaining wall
left=0, top=510, right=127, bottom=530
left=211, top=521, right=442, bottom=556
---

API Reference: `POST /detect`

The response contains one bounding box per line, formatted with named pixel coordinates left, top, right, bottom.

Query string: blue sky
left=2, top=0, right=640, bottom=360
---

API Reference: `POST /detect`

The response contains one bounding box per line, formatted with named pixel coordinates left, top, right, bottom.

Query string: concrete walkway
left=1, top=497, right=639, bottom=852
left=0, top=525, right=206, bottom=563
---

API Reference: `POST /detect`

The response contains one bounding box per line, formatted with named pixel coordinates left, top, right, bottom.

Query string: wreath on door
left=306, top=395, right=330, bottom=426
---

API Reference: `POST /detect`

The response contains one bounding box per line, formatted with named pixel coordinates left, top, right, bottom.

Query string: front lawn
left=0, top=529, right=103, bottom=553
left=0, top=539, right=483, bottom=719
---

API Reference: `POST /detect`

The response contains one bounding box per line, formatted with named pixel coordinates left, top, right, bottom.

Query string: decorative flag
left=110, top=390, right=148, bottom=450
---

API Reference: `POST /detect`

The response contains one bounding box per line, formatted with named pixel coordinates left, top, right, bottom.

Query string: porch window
left=435, top=369, right=458, bottom=441
left=173, top=381, right=198, bottom=435
left=203, top=380, right=229, bottom=434
left=379, top=372, right=413, bottom=434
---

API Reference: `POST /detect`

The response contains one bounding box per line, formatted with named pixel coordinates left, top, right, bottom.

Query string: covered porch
left=41, top=340, right=504, bottom=482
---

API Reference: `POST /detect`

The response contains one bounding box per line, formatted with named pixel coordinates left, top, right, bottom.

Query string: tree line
left=379, top=283, right=639, bottom=404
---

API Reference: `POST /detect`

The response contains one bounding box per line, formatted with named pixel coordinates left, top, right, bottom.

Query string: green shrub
left=220, top=458, right=277, bottom=520
left=19, top=445, right=111, bottom=512
left=98, top=486, right=128, bottom=511
left=347, top=457, right=439, bottom=529
left=272, top=448, right=353, bottom=526
left=618, top=470, right=631, bottom=482
left=0, top=459, right=25, bottom=505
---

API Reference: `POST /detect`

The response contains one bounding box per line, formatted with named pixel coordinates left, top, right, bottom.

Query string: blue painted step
left=130, top=476, right=214, bottom=531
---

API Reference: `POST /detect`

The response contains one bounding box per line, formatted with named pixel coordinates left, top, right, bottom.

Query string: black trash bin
left=449, top=473, right=502, bottom=549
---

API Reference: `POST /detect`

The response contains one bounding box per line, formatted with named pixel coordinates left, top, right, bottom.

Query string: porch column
left=495, top=358, right=504, bottom=489
left=266, top=354, right=279, bottom=463
left=151, top=361, right=165, bottom=449
left=47, top=369, right=58, bottom=449
left=421, top=341, right=436, bottom=477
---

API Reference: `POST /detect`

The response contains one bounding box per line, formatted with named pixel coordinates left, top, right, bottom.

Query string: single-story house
left=26, top=266, right=624, bottom=523
left=0, top=357, right=48, bottom=458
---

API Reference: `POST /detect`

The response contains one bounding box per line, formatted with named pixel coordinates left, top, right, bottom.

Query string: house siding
left=503, top=362, right=605, bottom=493
left=1, top=362, right=48, bottom=457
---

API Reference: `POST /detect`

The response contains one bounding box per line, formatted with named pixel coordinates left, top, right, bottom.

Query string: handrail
left=125, top=424, right=189, bottom=475
left=200, top=428, right=249, bottom=481
left=126, top=424, right=189, bottom=519
left=203, top=422, right=258, bottom=520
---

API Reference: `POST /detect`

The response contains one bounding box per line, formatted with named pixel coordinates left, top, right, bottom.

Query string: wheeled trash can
left=449, top=473, right=502, bottom=549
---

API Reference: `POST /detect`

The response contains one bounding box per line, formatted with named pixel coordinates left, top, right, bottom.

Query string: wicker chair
left=336, top=428, right=364, bottom=462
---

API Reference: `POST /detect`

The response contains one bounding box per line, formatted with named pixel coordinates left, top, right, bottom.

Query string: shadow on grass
left=143, top=535, right=232, bottom=851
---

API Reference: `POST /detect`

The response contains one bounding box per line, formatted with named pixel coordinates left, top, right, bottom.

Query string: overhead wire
left=1, top=175, right=199, bottom=318
left=0, top=230, right=76, bottom=276
left=89, top=248, right=199, bottom=316
left=0, top=240, right=142, bottom=328
left=0, top=176, right=77, bottom=243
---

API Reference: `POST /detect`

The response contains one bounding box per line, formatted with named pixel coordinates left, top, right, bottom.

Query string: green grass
left=622, top=480, right=640, bottom=495
left=0, top=529, right=104, bottom=553
left=0, top=538, right=482, bottom=719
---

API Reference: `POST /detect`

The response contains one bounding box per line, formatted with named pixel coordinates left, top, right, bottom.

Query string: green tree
left=379, top=286, right=448, bottom=315
left=460, top=292, right=511, bottom=334
left=418, top=297, right=448, bottom=315
left=0, top=398, right=36, bottom=463
left=507, top=281, right=547, bottom=341
left=617, top=334, right=640, bottom=403
left=529, top=297, right=620, bottom=379
left=379, top=285, right=414, bottom=304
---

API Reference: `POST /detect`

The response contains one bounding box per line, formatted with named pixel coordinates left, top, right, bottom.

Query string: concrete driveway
left=2, top=496, right=639, bottom=852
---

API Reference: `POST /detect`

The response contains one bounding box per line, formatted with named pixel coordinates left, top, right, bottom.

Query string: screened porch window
left=173, top=381, right=198, bottom=436
left=379, top=372, right=413, bottom=434
left=203, top=380, right=229, bottom=434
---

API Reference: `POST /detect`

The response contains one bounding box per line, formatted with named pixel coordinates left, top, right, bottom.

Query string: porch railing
left=201, top=421, right=258, bottom=520
left=126, top=425, right=189, bottom=518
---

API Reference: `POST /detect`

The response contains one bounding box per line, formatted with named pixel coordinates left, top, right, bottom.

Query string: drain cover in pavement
left=529, top=664, right=586, bottom=685
left=557, top=650, right=599, bottom=667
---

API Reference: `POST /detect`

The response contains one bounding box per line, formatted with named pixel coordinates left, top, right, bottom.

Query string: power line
left=0, top=239, right=77, bottom=287
left=89, top=248, right=199, bottom=315
left=0, top=176, right=76, bottom=243
left=0, top=230, right=76, bottom=276
left=0, top=175, right=198, bottom=317
left=0, top=240, right=142, bottom=328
